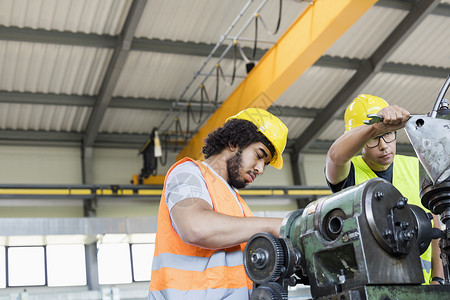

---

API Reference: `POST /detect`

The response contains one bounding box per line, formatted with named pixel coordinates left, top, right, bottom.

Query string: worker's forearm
left=197, top=213, right=282, bottom=249
left=328, top=126, right=377, bottom=164
left=431, top=238, right=444, bottom=278
left=326, top=126, right=378, bottom=184
left=431, top=214, right=444, bottom=280
left=172, top=198, right=284, bottom=250
left=179, top=210, right=282, bottom=249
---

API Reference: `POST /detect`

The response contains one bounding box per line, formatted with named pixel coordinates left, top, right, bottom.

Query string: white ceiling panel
left=360, top=73, right=447, bottom=115
left=277, top=66, right=357, bottom=109
left=100, top=107, right=191, bottom=135
left=281, top=116, right=313, bottom=140
left=135, top=0, right=309, bottom=46
left=114, top=51, right=248, bottom=103
left=0, top=0, right=131, bottom=35
left=325, top=5, right=407, bottom=59
left=0, top=103, right=90, bottom=132
left=387, top=13, right=450, bottom=67
left=317, top=119, right=344, bottom=142
left=0, top=40, right=111, bottom=95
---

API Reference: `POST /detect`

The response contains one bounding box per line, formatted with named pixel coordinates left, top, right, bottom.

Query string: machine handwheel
left=250, top=282, right=288, bottom=300
left=244, top=232, right=285, bottom=284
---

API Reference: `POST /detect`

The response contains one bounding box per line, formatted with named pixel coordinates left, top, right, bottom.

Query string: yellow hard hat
left=226, top=108, right=288, bottom=169
left=344, top=94, right=389, bottom=131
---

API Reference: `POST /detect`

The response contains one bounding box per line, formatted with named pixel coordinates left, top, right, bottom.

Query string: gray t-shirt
left=165, top=161, right=244, bottom=233
left=165, top=161, right=213, bottom=212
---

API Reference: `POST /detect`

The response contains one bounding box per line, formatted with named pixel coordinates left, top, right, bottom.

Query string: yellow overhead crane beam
left=0, top=185, right=330, bottom=198
left=178, top=0, right=377, bottom=161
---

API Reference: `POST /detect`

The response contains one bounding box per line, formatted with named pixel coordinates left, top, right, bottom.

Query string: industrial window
left=131, top=243, right=155, bottom=281
left=97, top=243, right=132, bottom=284
left=0, top=247, right=5, bottom=288
left=0, top=242, right=154, bottom=288
left=8, top=246, right=46, bottom=286
left=47, top=244, right=86, bottom=287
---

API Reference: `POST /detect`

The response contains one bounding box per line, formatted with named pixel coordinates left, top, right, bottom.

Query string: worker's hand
left=374, top=105, right=410, bottom=133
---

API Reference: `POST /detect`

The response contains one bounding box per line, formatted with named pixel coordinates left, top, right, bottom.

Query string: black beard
left=226, top=150, right=246, bottom=189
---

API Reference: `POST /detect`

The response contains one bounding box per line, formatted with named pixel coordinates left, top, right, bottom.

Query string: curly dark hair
left=202, top=119, right=274, bottom=159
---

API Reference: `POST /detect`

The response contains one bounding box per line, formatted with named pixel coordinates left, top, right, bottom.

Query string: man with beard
left=148, top=108, right=288, bottom=299
left=325, top=94, right=443, bottom=285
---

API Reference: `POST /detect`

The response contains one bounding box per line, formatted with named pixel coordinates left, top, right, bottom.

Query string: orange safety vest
left=148, top=158, right=254, bottom=299
left=352, top=154, right=433, bottom=284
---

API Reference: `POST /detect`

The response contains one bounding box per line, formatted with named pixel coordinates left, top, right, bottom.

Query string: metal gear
left=244, top=232, right=285, bottom=284
left=250, top=282, right=288, bottom=300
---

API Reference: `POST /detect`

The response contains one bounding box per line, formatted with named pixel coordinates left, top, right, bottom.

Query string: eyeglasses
left=366, top=131, right=397, bottom=148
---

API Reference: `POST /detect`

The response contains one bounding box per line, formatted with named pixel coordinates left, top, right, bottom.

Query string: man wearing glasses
left=325, top=94, right=443, bottom=285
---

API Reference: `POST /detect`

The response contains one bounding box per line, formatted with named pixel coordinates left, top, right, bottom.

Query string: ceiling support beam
left=83, top=0, right=147, bottom=148
left=0, top=91, right=323, bottom=118
left=81, top=0, right=147, bottom=185
left=0, top=60, right=448, bottom=109
left=0, top=27, right=266, bottom=60
left=0, top=128, right=416, bottom=155
left=177, top=0, right=378, bottom=160
left=292, top=0, right=441, bottom=154
left=0, top=58, right=448, bottom=116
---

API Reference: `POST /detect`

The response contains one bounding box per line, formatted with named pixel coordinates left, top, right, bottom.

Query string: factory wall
left=0, top=145, right=329, bottom=186
left=0, top=145, right=83, bottom=184
left=0, top=145, right=329, bottom=218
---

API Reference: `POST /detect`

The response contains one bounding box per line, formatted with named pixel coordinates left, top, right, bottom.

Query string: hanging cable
left=252, top=13, right=259, bottom=60
left=186, top=104, right=190, bottom=139
left=188, top=85, right=208, bottom=124
left=236, top=42, right=256, bottom=74
left=158, top=131, right=169, bottom=166
left=258, top=0, right=283, bottom=35
left=217, top=43, right=237, bottom=86
left=236, top=42, right=251, bottom=64
left=156, top=0, right=294, bottom=144
left=157, top=0, right=273, bottom=134
left=174, top=117, right=183, bottom=149
left=230, top=42, right=238, bottom=85
left=215, top=42, right=239, bottom=102
left=201, top=83, right=211, bottom=103
left=215, top=64, right=220, bottom=103
left=137, top=0, right=288, bottom=181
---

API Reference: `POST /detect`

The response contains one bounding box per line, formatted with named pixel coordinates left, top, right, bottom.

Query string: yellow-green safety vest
left=352, top=155, right=433, bottom=284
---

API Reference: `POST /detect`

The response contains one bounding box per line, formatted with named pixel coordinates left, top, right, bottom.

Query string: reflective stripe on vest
left=149, top=158, right=253, bottom=299
left=148, top=287, right=250, bottom=300
left=152, top=249, right=245, bottom=271
left=351, top=155, right=432, bottom=284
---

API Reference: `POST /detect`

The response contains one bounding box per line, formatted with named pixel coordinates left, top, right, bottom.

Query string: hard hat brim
left=270, top=152, right=283, bottom=169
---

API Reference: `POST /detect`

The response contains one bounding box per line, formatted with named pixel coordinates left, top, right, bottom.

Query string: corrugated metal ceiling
left=0, top=0, right=449, bottom=161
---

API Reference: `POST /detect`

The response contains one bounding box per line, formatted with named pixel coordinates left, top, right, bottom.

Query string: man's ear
left=228, top=143, right=237, bottom=152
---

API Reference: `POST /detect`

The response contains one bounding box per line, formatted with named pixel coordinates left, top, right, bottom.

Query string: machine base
left=314, top=284, right=450, bottom=300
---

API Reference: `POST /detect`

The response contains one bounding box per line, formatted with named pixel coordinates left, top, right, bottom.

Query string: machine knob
left=400, top=229, right=415, bottom=242
left=251, top=248, right=270, bottom=269
left=396, top=197, right=408, bottom=209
